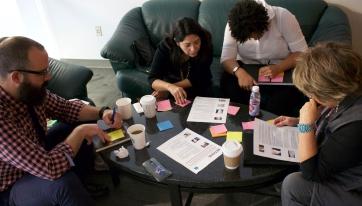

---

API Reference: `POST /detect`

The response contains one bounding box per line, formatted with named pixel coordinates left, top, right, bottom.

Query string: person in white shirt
left=220, top=0, right=308, bottom=116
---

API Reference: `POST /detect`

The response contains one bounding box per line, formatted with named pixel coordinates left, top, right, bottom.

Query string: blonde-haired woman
left=274, top=43, right=362, bottom=205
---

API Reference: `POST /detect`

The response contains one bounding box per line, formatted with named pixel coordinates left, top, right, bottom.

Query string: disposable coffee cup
left=140, top=95, right=156, bottom=118
left=127, top=124, right=147, bottom=150
left=222, top=140, right=243, bottom=170
left=116, top=97, right=132, bottom=120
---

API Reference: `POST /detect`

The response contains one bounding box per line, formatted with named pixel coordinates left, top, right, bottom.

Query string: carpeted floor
left=86, top=67, right=281, bottom=206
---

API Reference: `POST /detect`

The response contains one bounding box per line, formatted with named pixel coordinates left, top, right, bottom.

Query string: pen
left=111, top=106, right=116, bottom=124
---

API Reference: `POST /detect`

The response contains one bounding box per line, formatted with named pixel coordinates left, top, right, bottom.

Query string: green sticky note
left=226, top=131, right=242, bottom=142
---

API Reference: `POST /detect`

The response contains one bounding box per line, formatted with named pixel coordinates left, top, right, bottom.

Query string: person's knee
left=282, top=172, right=304, bottom=197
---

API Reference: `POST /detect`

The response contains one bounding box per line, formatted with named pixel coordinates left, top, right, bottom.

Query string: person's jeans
left=7, top=171, right=94, bottom=206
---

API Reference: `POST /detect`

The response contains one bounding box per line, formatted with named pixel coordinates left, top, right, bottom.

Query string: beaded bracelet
left=297, top=123, right=316, bottom=133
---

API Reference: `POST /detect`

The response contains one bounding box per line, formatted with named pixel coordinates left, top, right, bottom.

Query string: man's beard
left=18, top=80, right=48, bottom=105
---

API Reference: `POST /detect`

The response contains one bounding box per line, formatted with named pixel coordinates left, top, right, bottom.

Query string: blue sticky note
left=157, top=120, right=173, bottom=131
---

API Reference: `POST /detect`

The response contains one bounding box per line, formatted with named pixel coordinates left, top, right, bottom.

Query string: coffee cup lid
left=222, top=140, right=242, bottom=157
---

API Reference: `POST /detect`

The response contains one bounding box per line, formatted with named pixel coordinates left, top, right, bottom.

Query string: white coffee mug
left=140, top=95, right=156, bottom=118
left=222, top=140, right=243, bottom=170
left=116, top=97, right=132, bottom=120
left=127, top=124, right=147, bottom=150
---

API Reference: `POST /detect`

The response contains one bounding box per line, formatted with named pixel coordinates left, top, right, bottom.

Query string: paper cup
left=222, top=140, right=243, bottom=170
left=140, top=95, right=156, bottom=118
left=127, top=124, right=146, bottom=150
left=116, top=97, right=132, bottom=120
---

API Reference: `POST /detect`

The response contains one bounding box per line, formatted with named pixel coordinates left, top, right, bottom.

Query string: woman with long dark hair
left=148, top=17, right=213, bottom=104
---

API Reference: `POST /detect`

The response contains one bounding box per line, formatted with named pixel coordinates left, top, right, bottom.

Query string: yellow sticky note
left=267, top=119, right=274, bottom=125
left=226, top=131, right=243, bottom=142
left=107, top=129, right=125, bottom=141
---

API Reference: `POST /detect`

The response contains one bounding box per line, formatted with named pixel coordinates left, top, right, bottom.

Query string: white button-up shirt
left=221, top=4, right=308, bottom=65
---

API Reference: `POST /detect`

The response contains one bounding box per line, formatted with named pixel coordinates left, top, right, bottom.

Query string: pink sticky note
left=258, top=74, right=270, bottom=82
left=175, top=99, right=192, bottom=107
left=242, top=121, right=255, bottom=130
left=228, top=105, right=240, bottom=115
left=209, top=124, right=227, bottom=135
left=271, top=73, right=284, bottom=83
left=157, top=99, right=172, bottom=111
left=258, top=72, right=284, bottom=83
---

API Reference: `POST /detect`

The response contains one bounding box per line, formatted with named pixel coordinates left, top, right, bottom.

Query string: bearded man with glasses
left=0, top=36, right=122, bottom=206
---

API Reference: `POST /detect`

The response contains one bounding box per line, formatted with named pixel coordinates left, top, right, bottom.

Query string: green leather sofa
left=48, top=58, right=94, bottom=104
left=101, top=0, right=351, bottom=101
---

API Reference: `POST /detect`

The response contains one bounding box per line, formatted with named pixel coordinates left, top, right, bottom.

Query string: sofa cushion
left=198, top=0, right=236, bottom=57
left=142, top=0, right=200, bottom=45
left=267, top=0, right=327, bottom=42
left=101, top=7, right=149, bottom=63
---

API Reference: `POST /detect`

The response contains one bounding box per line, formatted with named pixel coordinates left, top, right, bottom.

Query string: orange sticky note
left=228, top=105, right=240, bottom=115
left=210, top=124, right=227, bottom=138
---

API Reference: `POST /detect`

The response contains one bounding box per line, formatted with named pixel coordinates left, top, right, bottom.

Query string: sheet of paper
left=187, top=97, right=230, bottom=123
left=253, top=118, right=299, bottom=163
left=227, top=105, right=240, bottom=115
left=242, top=121, right=255, bottom=130
left=175, top=99, right=192, bottom=107
left=226, top=131, right=242, bottom=142
left=157, top=128, right=222, bottom=174
left=157, top=120, right=174, bottom=131
left=157, top=99, right=172, bottom=111
left=133, top=102, right=144, bottom=113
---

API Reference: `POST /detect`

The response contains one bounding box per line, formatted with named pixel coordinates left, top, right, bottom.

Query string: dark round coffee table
left=100, top=102, right=296, bottom=206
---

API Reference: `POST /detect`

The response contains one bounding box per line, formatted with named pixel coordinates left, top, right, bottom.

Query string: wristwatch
left=98, top=106, right=110, bottom=119
left=232, top=66, right=240, bottom=76
left=297, top=123, right=316, bottom=133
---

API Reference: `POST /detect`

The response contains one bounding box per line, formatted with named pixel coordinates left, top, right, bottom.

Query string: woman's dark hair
left=165, top=17, right=212, bottom=70
left=228, top=0, right=269, bottom=43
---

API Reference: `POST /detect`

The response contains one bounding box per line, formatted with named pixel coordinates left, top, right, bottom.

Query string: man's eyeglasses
left=9, top=68, right=50, bottom=76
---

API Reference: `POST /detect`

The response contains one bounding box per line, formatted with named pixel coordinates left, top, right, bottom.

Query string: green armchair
left=47, top=58, right=94, bottom=104
left=101, top=0, right=351, bottom=101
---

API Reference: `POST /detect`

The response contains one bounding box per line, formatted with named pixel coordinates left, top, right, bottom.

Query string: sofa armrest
left=309, top=6, right=351, bottom=46
left=47, top=58, right=93, bottom=101
left=101, top=7, right=151, bottom=69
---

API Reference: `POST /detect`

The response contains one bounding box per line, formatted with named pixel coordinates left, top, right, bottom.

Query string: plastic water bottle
left=249, top=86, right=260, bottom=117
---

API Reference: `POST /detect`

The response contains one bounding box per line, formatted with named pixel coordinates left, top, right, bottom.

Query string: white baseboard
left=60, top=59, right=112, bottom=69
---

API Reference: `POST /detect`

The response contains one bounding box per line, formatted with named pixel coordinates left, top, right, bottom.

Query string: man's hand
left=235, top=68, right=257, bottom=90
left=259, top=65, right=280, bottom=79
left=274, top=116, right=299, bottom=127
left=167, top=84, right=187, bottom=104
left=101, top=109, right=122, bottom=129
left=66, top=124, right=110, bottom=154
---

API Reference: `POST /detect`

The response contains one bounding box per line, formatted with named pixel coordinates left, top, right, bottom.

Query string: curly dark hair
left=228, top=0, right=269, bottom=43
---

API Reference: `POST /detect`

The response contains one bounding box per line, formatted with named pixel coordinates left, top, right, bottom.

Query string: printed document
left=157, top=128, right=222, bottom=174
left=187, top=97, right=230, bottom=123
left=253, top=118, right=299, bottom=162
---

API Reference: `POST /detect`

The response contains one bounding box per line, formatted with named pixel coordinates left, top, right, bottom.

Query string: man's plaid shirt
left=0, top=86, right=84, bottom=191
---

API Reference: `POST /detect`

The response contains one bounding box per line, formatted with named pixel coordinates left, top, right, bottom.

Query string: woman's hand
left=299, top=99, right=319, bottom=124
left=274, top=116, right=299, bottom=127
left=259, top=65, right=280, bottom=78
left=235, top=68, right=257, bottom=90
left=167, top=84, right=187, bottom=104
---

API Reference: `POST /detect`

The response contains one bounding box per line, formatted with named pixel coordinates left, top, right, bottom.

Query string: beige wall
left=325, top=0, right=362, bottom=56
